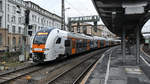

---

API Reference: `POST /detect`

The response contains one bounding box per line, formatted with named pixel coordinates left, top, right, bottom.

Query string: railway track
left=0, top=48, right=109, bottom=84
left=0, top=63, right=43, bottom=84
left=45, top=48, right=108, bottom=84
left=47, top=56, right=98, bottom=84
left=0, top=58, right=73, bottom=84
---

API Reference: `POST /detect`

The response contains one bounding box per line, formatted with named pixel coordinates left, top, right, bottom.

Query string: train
left=30, top=27, right=120, bottom=62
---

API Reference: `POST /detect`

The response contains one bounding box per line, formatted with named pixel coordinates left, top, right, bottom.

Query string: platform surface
left=83, top=46, right=150, bottom=84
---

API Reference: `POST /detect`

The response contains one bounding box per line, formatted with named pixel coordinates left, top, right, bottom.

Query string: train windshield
left=33, top=32, right=49, bottom=44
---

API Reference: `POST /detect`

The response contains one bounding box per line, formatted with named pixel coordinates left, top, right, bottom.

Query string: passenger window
left=56, top=38, right=61, bottom=44
left=65, top=40, right=70, bottom=47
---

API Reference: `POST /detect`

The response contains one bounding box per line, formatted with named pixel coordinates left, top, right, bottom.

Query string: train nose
left=32, top=53, right=46, bottom=62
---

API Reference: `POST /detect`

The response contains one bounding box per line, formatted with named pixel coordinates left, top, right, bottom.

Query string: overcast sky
left=24, top=0, right=150, bottom=35
left=24, top=0, right=98, bottom=18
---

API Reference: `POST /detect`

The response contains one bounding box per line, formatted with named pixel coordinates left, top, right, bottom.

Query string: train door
left=87, top=40, right=90, bottom=50
left=98, top=40, right=100, bottom=48
left=104, top=40, right=106, bottom=47
left=54, top=37, right=64, bottom=55
left=71, top=38, right=76, bottom=55
left=109, top=40, right=111, bottom=46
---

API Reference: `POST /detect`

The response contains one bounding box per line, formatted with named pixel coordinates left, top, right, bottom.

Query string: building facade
left=70, top=23, right=116, bottom=38
left=0, top=0, right=61, bottom=52
left=98, top=25, right=116, bottom=38
left=71, top=23, right=102, bottom=36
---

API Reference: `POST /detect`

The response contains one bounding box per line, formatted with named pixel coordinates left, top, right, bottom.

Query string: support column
left=77, top=22, right=80, bottom=33
left=149, top=39, right=150, bottom=49
left=61, top=0, right=65, bottom=30
left=122, top=28, right=126, bottom=64
left=136, top=26, right=140, bottom=64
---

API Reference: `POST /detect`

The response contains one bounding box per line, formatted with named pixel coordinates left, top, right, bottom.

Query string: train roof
left=37, top=27, right=114, bottom=41
left=68, top=32, right=87, bottom=39
left=93, top=36, right=106, bottom=40
left=37, top=27, right=55, bottom=33
left=114, top=40, right=121, bottom=42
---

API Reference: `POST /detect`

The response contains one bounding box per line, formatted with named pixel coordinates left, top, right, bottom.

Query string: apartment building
left=70, top=23, right=115, bottom=38
left=0, top=0, right=61, bottom=52
left=99, top=25, right=116, bottom=38
left=71, top=23, right=102, bottom=37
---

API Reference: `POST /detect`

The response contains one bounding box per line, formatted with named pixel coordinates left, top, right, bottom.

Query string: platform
left=81, top=46, right=150, bottom=84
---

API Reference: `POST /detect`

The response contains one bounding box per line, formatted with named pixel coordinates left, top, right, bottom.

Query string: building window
left=38, top=17, right=40, bottom=23
left=7, top=14, right=10, bottom=22
left=44, top=20, right=46, bottom=25
left=0, top=1, right=2, bottom=11
left=18, top=27, right=21, bottom=34
left=47, top=21, right=48, bottom=26
left=0, top=17, right=2, bottom=27
left=18, top=17, right=21, bottom=24
left=35, top=26, right=37, bottom=32
left=41, top=18, right=44, bottom=25
left=7, top=4, right=10, bottom=11
left=13, top=6, right=16, bottom=14
left=12, top=16, right=16, bottom=23
left=12, top=26, right=16, bottom=33
left=38, top=26, right=40, bottom=30
left=21, top=28, right=24, bottom=34
left=32, top=15, right=34, bottom=21
left=35, top=16, right=37, bottom=22
left=7, top=25, right=9, bottom=32
left=49, top=21, right=51, bottom=26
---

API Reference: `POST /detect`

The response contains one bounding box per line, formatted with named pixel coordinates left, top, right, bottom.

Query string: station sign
left=125, top=7, right=144, bottom=14
left=122, top=2, right=147, bottom=14
left=68, top=15, right=100, bottom=23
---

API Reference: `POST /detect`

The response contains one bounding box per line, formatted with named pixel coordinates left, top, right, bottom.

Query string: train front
left=31, top=29, right=52, bottom=62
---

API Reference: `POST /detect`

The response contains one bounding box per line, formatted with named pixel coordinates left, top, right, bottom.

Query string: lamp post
left=64, top=7, right=70, bottom=31
left=61, top=0, right=65, bottom=30
left=61, top=0, right=70, bottom=31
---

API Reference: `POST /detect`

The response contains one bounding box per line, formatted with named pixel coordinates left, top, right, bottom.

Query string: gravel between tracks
left=11, top=48, right=108, bottom=84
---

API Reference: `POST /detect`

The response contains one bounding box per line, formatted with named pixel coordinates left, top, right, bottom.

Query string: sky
left=142, top=20, right=150, bottom=36
left=24, top=0, right=99, bottom=21
left=24, top=0, right=150, bottom=36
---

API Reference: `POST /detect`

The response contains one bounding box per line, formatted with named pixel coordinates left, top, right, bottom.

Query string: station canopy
left=92, top=0, right=150, bottom=37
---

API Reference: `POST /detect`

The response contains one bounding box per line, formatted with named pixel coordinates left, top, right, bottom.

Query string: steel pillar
left=149, top=39, right=150, bottom=49
left=136, top=26, right=140, bottom=64
left=77, top=22, right=80, bottom=33
left=122, top=28, right=126, bottom=64
left=61, top=0, right=65, bottom=30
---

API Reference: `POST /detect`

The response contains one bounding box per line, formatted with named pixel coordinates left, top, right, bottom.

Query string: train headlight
left=42, top=48, right=49, bottom=51
left=34, top=48, right=43, bottom=51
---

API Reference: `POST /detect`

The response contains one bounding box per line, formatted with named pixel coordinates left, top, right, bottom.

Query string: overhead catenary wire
left=65, top=0, right=98, bottom=16
left=65, top=0, right=86, bottom=16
